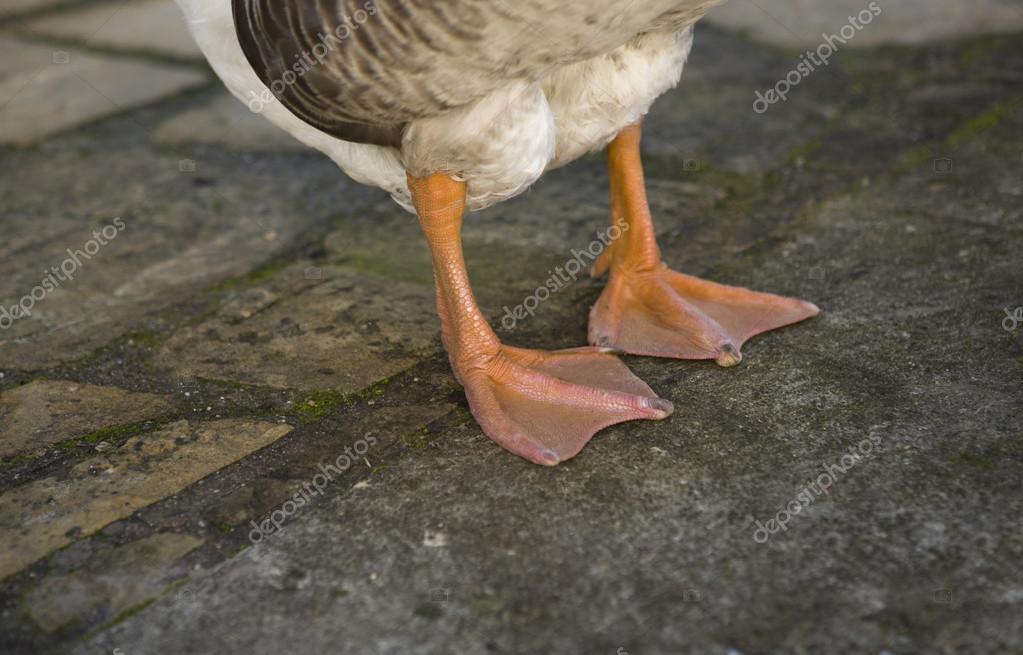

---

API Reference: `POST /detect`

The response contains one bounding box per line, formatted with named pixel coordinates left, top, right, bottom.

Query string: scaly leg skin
left=589, top=123, right=820, bottom=367
left=408, top=172, right=673, bottom=466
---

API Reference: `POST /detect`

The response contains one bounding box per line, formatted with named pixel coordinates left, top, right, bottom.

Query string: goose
left=176, top=0, right=818, bottom=466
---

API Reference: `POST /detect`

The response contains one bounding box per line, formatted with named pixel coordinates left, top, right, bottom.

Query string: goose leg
left=409, top=172, right=673, bottom=466
left=589, top=123, right=819, bottom=366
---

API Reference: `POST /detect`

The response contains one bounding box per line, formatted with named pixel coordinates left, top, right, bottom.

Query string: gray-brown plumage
left=232, top=0, right=722, bottom=146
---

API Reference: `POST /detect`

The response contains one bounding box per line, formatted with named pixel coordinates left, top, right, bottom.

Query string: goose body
left=177, top=0, right=718, bottom=211
left=176, top=0, right=819, bottom=466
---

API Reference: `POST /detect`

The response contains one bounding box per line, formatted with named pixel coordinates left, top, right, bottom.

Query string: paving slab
left=26, top=532, right=203, bottom=633
left=0, top=87, right=370, bottom=371
left=0, top=36, right=205, bottom=146
left=22, top=0, right=202, bottom=59
left=0, top=418, right=292, bottom=581
left=643, top=26, right=848, bottom=174
left=154, top=263, right=438, bottom=392
left=0, top=379, right=174, bottom=458
left=707, top=0, right=1023, bottom=48
left=0, top=0, right=72, bottom=21
left=153, top=91, right=311, bottom=151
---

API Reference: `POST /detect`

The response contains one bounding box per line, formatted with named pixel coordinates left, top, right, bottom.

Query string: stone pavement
left=707, top=0, right=1023, bottom=48
left=0, top=2, right=1021, bottom=654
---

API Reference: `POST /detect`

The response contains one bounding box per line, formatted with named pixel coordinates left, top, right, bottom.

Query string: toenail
left=715, top=344, right=743, bottom=367
left=540, top=449, right=560, bottom=466
left=646, top=397, right=674, bottom=415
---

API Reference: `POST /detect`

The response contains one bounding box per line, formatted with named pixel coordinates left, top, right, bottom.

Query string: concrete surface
left=707, top=0, right=1023, bottom=48
left=0, top=1, right=1020, bottom=654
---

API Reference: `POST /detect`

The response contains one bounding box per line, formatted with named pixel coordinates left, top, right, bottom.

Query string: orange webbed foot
left=592, top=122, right=819, bottom=366
left=589, top=264, right=819, bottom=366
left=409, top=170, right=671, bottom=466
left=458, top=346, right=673, bottom=465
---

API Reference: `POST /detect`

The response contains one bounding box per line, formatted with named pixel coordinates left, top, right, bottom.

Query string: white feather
left=176, top=0, right=694, bottom=214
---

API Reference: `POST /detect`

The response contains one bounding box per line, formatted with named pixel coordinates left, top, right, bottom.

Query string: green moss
left=243, top=258, right=291, bottom=284
left=56, top=417, right=174, bottom=452
left=295, top=389, right=349, bottom=420
left=339, top=245, right=433, bottom=287
left=127, top=330, right=163, bottom=348
left=789, top=138, right=823, bottom=163
left=450, top=405, right=475, bottom=426
left=898, top=97, right=1022, bottom=173
left=293, top=378, right=391, bottom=422
left=401, top=426, right=433, bottom=450
left=896, top=143, right=939, bottom=174
left=951, top=451, right=997, bottom=470
left=99, top=597, right=157, bottom=632
left=950, top=98, right=1023, bottom=145
left=206, top=257, right=292, bottom=296
left=80, top=422, right=147, bottom=445
left=955, top=33, right=1020, bottom=68
left=0, top=452, right=37, bottom=469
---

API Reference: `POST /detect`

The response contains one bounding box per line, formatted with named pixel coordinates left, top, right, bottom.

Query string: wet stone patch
left=0, top=419, right=292, bottom=580
left=0, top=37, right=205, bottom=146
left=0, top=380, right=174, bottom=459
left=25, top=532, right=203, bottom=633
left=154, top=264, right=439, bottom=393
